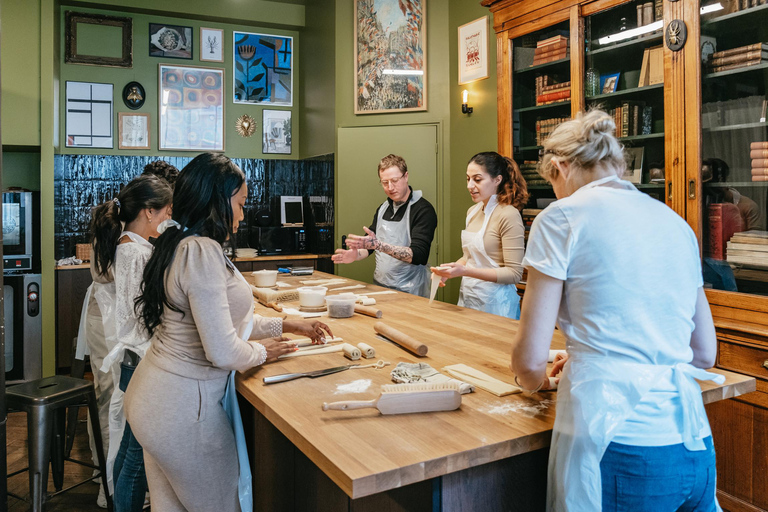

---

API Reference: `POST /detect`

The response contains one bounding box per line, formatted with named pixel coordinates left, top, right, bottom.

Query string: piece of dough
left=548, top=350, right=566, bottom=363
left=442, top=364, right=521, bottom=396
left=278, top=345, right=343, bottom=359
left=357, top=343, right=376, bottom=359
left=342, top=343, right=361, bottom=360
left=429, top=272, right=441, bottom=305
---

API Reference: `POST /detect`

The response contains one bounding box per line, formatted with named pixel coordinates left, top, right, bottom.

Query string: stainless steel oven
left=4, top=273, right=42, bottom=383
left=3, top=191, right=38, bottom=272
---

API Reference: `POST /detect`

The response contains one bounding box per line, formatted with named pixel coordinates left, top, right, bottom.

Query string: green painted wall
left=58, top=6, right=301, bottom=159
left=2, top=151, right=41, bottom=190
left=299, top=0, right=335, bottom=158
left=333, top=0, right=498, bottom=304
left=71, top=0, right=305, bottom=28
left=448, top=1, right=499, bottom=303
left=1, top=0, right=41, bottom=146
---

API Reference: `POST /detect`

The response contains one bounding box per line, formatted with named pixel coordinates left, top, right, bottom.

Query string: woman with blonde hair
left=509, top=110, right=723, bottom=511
left=431, top=151, right=528, bottom=319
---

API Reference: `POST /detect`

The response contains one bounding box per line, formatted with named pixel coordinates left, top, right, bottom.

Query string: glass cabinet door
left=584, top=1, right=666, bottom=202
left=700, top=1, right=768, bottom=295
left=512, top=21, right=571, bottom=237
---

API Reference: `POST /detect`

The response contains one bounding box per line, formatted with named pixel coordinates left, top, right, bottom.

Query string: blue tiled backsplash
left=54, top=154, right=334, bottom=259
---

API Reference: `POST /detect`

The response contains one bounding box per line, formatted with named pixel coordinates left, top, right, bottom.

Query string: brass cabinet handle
left=668, top=182, right=673, bottom=202
left=763, top=359, right=768, bottom=370
left=688, top=179, right=696, bottom=199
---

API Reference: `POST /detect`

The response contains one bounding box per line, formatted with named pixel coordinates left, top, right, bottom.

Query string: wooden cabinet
left=482, top=0, right=768, bottom=509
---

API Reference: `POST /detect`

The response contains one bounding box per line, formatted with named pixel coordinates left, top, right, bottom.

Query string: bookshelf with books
left=484, top=0, right=768, bottom=508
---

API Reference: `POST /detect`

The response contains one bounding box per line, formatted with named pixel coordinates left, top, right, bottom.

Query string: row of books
left=751, top=141, right=768, bottom=181
left=519, top=162, right=547, bottom=187
left=535, top=76, right=571, bottom=106
left=521, top=207, right=544, bottom=244
left=532, top=35, right=569, bottom=66
left=709, top=43, right=768, bottom=74
left=734, top=0, right=768, bottom=10
left=607, top=102, right=653, bottom=138
left=535, top=117, right=570, bottom=146
left=638, top=46, right=664, bottom=87
left=726, top=231, right=768, bottom=269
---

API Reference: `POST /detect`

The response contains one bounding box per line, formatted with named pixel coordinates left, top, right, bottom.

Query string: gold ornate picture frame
left=65, top=11, right=133, bottom=68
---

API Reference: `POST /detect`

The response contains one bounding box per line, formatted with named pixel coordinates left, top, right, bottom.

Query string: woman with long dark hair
left=125, top=153, right=330, bottom=510
left=431, top=151, right=529, bottom=319
left=80, top=174, right=173, bottom=509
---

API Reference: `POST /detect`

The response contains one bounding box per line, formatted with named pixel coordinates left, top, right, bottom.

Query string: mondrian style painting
left=233, top=31, right=293, bottom=106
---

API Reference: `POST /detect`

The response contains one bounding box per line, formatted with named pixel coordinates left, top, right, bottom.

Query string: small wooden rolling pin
left=373, top=322, right=428, bottom=357
left=355, top=304, right=383, bottom=318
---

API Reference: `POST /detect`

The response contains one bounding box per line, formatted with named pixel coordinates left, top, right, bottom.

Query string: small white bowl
left=252, top=269, right=278, bottom=287
left=297, top=286, right=328, bottom=308
left=325, top=295, right=356, bottom=318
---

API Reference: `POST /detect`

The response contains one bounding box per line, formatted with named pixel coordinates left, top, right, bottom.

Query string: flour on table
left=334, top=379, right=372, bottom=394
left=483, top=399, right=554, bottom=417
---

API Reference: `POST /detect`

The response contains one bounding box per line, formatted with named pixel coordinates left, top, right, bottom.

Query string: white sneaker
left=96, top=483, right=107, bottom=509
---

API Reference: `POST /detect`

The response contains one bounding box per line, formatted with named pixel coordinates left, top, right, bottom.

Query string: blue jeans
left=600, top=437, right=718, bottom=512
left=113, top=362, right=148, bottom=512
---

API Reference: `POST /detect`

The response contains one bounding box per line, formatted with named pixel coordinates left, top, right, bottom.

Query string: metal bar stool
left=6, top=375, right=113, bottom=512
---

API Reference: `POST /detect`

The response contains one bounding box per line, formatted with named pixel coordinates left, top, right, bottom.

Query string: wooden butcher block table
left=235, top=272, right=755, bottom=512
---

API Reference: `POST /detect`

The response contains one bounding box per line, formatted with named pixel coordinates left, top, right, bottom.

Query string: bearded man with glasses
left=332, top=154, right=437, bottom=297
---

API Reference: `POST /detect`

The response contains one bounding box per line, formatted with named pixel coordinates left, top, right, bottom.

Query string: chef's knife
left=263, top=363, right=360, bottom=385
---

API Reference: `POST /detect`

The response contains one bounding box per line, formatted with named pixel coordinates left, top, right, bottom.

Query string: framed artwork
left=150, top=23, right=193, bottom=59
left=122, top=81, right=146, bottom=110
left=200, top=27, right=224, bottom=62
left=233, top=31, right=293, bottom=106
left=624, top=147, right=644, bottom=184
left=600, top=72, right=621, bottom=94
left=65, top=81, right=113, bottom=148
left=458, top=16, right=489, bottom=85
left=118, top=113, right=150, bottom=149
left=158, top=64, right=225, bottom=151
left=65, top=11, right=132, bottom=68
left=354, top=0, right=427, bottom=114
left=262, top=109, right=292, bottom=154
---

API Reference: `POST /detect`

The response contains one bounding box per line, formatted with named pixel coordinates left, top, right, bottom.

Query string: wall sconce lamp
left=462, top=90, right=473, bottom=114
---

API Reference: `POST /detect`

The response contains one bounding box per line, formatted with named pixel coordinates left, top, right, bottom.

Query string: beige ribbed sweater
left=461, top=202, right=525, bottom=285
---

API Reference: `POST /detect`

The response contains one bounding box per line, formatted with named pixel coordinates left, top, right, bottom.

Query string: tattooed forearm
left=373, top=240, right=413, bottom=263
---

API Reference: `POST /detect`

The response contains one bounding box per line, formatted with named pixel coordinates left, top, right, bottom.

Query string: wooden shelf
left=517, top=101, right=571, bottom=113
left=517, top=145, right=543, bottom=152
left=587, top=83, right=663, bottom=101
left=588, top=32, right=663, bottom=56
left=706, top=182, right=768, bottom=188
left=526, top=184, right=553, bottom=190
left=702, top=3, right=768, bottom=29
left=618, top=132, right=664, bottom=142
left=704, top=62, right=768, bottom=79
left=514, top=57, right=570, bottom=74
left=636, top=183, right=665, bottom=189
left=704, top=121, right=768, bottom=133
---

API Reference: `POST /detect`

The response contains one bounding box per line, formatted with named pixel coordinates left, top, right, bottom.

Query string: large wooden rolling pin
left=373, top=322, right=428, bottom=357
left=355, top=304, right=383, bottom=318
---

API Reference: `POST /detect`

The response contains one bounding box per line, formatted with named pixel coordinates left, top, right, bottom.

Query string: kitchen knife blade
left=263, top=363, right=360, bottom=385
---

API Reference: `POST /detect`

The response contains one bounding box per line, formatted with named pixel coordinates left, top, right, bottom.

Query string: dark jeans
left=113, top=362, right=148, bottom=512
left=600, top=437, right=718, bottom=512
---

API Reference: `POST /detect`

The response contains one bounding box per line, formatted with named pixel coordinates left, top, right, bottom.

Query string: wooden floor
left=6, top=406, right=105, bottom=511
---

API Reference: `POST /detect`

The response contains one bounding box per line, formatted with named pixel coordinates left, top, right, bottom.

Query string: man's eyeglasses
left=379, top=174, right=406, bottom=188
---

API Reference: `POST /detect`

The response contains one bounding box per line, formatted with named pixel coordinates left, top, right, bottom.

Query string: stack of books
left=536, top=117, right=570, bottom=145
left=751, top=141, right=768, bottom=181
left=521, top=208, right=544, bottom=244
left=709, top=43, right=768, bottom=73
left=735, top=0, right=768, bottom=11
left=532, top=35, right=569, bottom=66
left=726, top=231, right=768, bottom=269
left=708, top=203, right=743, bottom=260
left=535, top=78, right=571, bottom=106
left=518, top=161, right=547, bottom=187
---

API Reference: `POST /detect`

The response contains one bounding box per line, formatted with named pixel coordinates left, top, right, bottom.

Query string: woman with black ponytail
left=124, top=153, right=331, bottom=511
left=431, top=151, right=528, bottom=319
left=78, top=174, right=172, bottom=509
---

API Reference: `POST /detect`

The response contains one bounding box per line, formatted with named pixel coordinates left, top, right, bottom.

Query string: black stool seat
left=6, top=375, right=113, bottom=512
left=7, top=376, right=95, bottom=406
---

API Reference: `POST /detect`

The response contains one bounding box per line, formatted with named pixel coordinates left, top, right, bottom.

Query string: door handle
left=668, top=182, right=673, bottom=202
left=688, top=179, right=696, bottom=199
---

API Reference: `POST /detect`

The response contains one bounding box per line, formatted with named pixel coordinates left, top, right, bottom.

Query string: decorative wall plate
left=665, top=19, right=687, bottom=52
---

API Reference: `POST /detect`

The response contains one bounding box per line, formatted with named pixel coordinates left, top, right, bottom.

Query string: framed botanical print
left=118, top=113, right=150, bottom=149
left=354, top=0, right=427, bottom=114
left=200, top=27, right=224, bottom=63
left=233, top=31, right=293, bottom=106
left=150, top=23, right=193, bottom=59
left=458, top=16, right=489, bottom=85
left=262, top=109, right=291, bottom=154
left=158, top=64, right=225, bottom=151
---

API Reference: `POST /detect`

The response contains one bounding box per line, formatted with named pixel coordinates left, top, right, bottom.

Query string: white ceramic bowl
left=297, top=286, right=328, bottom=308
left=325, top=295, right=356, bottom=318
left=251, top=269, right=278, bottom=287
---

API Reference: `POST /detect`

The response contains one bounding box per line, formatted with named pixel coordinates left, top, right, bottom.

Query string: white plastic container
left=251, top=269, right=278, bottom=287
left=297, top=286, right=328, bottom=308
left=325, top=295, right=356, bottom=318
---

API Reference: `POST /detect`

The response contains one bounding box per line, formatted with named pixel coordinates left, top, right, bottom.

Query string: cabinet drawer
left=718, top=341, right=768, bottom=381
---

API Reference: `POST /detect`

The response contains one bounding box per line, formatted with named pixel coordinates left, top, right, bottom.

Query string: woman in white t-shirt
left=510, top=110, right=723, bottom=511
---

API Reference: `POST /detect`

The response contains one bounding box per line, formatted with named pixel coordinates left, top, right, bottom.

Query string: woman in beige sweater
left=432, top=152, right=528, bottom=319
